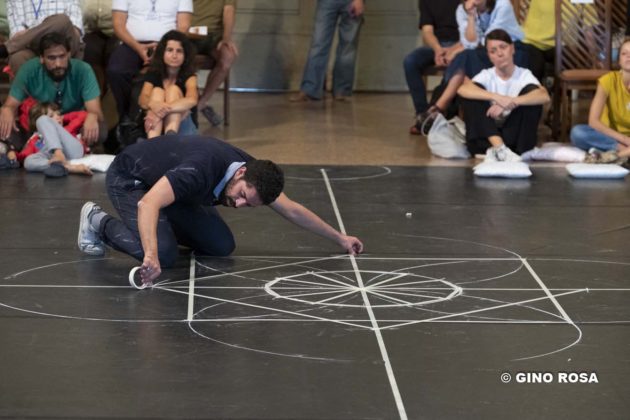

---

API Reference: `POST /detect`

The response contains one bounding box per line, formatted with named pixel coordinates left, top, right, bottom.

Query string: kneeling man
left=78, top=135, right=363, bottom=286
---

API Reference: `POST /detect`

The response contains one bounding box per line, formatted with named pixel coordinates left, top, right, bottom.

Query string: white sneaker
left=78, top=202, right=105, bottom=256
left=494, top=145, right=522, bottom=162
left=484, top=147, right=498, bottom=162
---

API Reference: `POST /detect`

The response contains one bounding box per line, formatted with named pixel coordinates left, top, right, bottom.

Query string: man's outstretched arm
left=269, top=193, right=364, bottom=255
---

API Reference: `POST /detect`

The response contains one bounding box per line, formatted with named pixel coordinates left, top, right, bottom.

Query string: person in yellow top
left=570, top=38, right=630, bottom=163
left=521, top=0, right=555, bottom=82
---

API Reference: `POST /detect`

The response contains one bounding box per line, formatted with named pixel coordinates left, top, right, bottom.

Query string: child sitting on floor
left=18, top=102, right=92, bottom=177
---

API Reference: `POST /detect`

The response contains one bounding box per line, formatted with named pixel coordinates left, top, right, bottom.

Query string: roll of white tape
left=128, top=266, right=148, bottom=290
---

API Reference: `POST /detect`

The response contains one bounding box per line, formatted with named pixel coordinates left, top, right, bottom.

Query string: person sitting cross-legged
left=457, top=29, right=550, bottom=161
left=570, top=38, right=630, bottom=165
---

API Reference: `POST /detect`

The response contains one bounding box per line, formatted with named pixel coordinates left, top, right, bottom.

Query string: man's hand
left=338, top=235, right=364, bottom=255
left=0, top=106, right=17, bottom=140
left=82, top=113, right=99, bottom=145
left=434, top=48, right=446, bottom=67
left=349, top=0, right=364, bottom=17
left=138, top=42, right=158, bottom=66
left=217, top=39, right=239, bottom=56
left=140, top=254, right=161, bottom=286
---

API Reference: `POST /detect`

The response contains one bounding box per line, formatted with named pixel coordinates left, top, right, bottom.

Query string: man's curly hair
left=243, top=160, right=284, bottom=205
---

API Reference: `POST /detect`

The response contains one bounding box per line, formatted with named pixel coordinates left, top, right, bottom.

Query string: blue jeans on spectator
left=403, top=41, right=457, bottom=115
left=570, top=124, right=619, bottom=152
left=300, top=0, right=364, bottom=99
left=179, top=115, right=198, bottom=136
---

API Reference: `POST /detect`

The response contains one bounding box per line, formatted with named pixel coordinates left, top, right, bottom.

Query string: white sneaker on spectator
left=484, top=147, right=499, bottom=162
left=494, top=145, right=522, bottom=162
left=78, top=202, right=105, bottom=256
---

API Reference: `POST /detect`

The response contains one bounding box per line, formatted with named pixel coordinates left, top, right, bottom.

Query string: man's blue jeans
left=300, top=0, right=364, bottom=99
left=571, top=124, right=619, bottom=152
left=403, top=41, right=457, bottom=115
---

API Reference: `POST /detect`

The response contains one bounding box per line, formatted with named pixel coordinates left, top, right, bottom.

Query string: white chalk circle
left=264, top=270, right=462, bottom=308
left=286, top=166, right=392, bottom=181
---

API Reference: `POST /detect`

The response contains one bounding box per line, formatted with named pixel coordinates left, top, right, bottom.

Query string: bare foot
left=66, top=163, right=93, bottom=176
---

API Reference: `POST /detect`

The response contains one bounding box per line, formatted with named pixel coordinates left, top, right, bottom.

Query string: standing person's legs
left=298, top=0, right=340, bottom=99
left=164, top=203, right=235, bottom=257
left=499, top=85, right=543, bottom=154
left=332, top=1, right=363, bottom=98
left=107, top=43, right=144, bottom=121
left=197, top=33, right=235, bottom=112
left=98, top=167, right=180, bottom=266
left=6, top=14, right=83, bottom=74
left=83, top=31, right=118, bottom=94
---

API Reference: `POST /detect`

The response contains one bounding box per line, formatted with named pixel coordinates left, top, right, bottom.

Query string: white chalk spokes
left=129, top=266, right=149, bottom=290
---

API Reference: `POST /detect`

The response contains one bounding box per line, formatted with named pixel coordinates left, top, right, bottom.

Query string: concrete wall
left=228, top=0, right=421, bottom=92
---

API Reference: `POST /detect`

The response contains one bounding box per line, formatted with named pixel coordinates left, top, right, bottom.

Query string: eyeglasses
left=54, top=89, right=62, bottom=108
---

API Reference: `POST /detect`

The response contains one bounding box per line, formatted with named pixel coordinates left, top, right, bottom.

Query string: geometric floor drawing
left=2, top=165, right=630, bottom=419
left=3, top=246, right=630, bottom=419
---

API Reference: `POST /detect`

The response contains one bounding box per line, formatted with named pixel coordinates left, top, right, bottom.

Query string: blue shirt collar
left=214, top=161, right=246, bottom=200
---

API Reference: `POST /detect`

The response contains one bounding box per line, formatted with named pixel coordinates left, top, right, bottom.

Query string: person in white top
left=457, top=29, right=550, bottom=162
left=106, top=0, right=192, bottom=128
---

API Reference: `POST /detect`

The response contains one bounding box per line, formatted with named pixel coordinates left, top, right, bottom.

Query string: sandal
left=200, top=106, right=224, bottom=127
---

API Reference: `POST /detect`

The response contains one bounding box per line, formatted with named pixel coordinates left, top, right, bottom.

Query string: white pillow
left=473, top=161, right=533, bottom=178
left=566, top=163, right=629, bottom=179
left=521, top=145, right=586, bottom=162
left=69, top=154, right=116, bottom=172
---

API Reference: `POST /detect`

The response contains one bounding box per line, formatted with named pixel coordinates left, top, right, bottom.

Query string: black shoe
left=0, top=44, right=8, bottom=59
left=43, top=162, right=68, bottom=177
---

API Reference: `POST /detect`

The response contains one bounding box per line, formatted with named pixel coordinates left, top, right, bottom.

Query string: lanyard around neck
left=31, top=0, right=44, bottom=20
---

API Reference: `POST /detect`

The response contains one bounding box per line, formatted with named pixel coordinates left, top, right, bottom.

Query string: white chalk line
left=3, top=257, right=112, bottom=279
left=186, top=253, right=196, bottom=322
left=321, top=168, right=408, bottom=420
left=285, top=166, right=392, bottom=182
left=379, top=289, right=587, bottom=331
left=163, top=254, right=349, bottom=286
left=515, top=258, right=583, bottom=361
left=159, top=285, right=371, bottom=330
